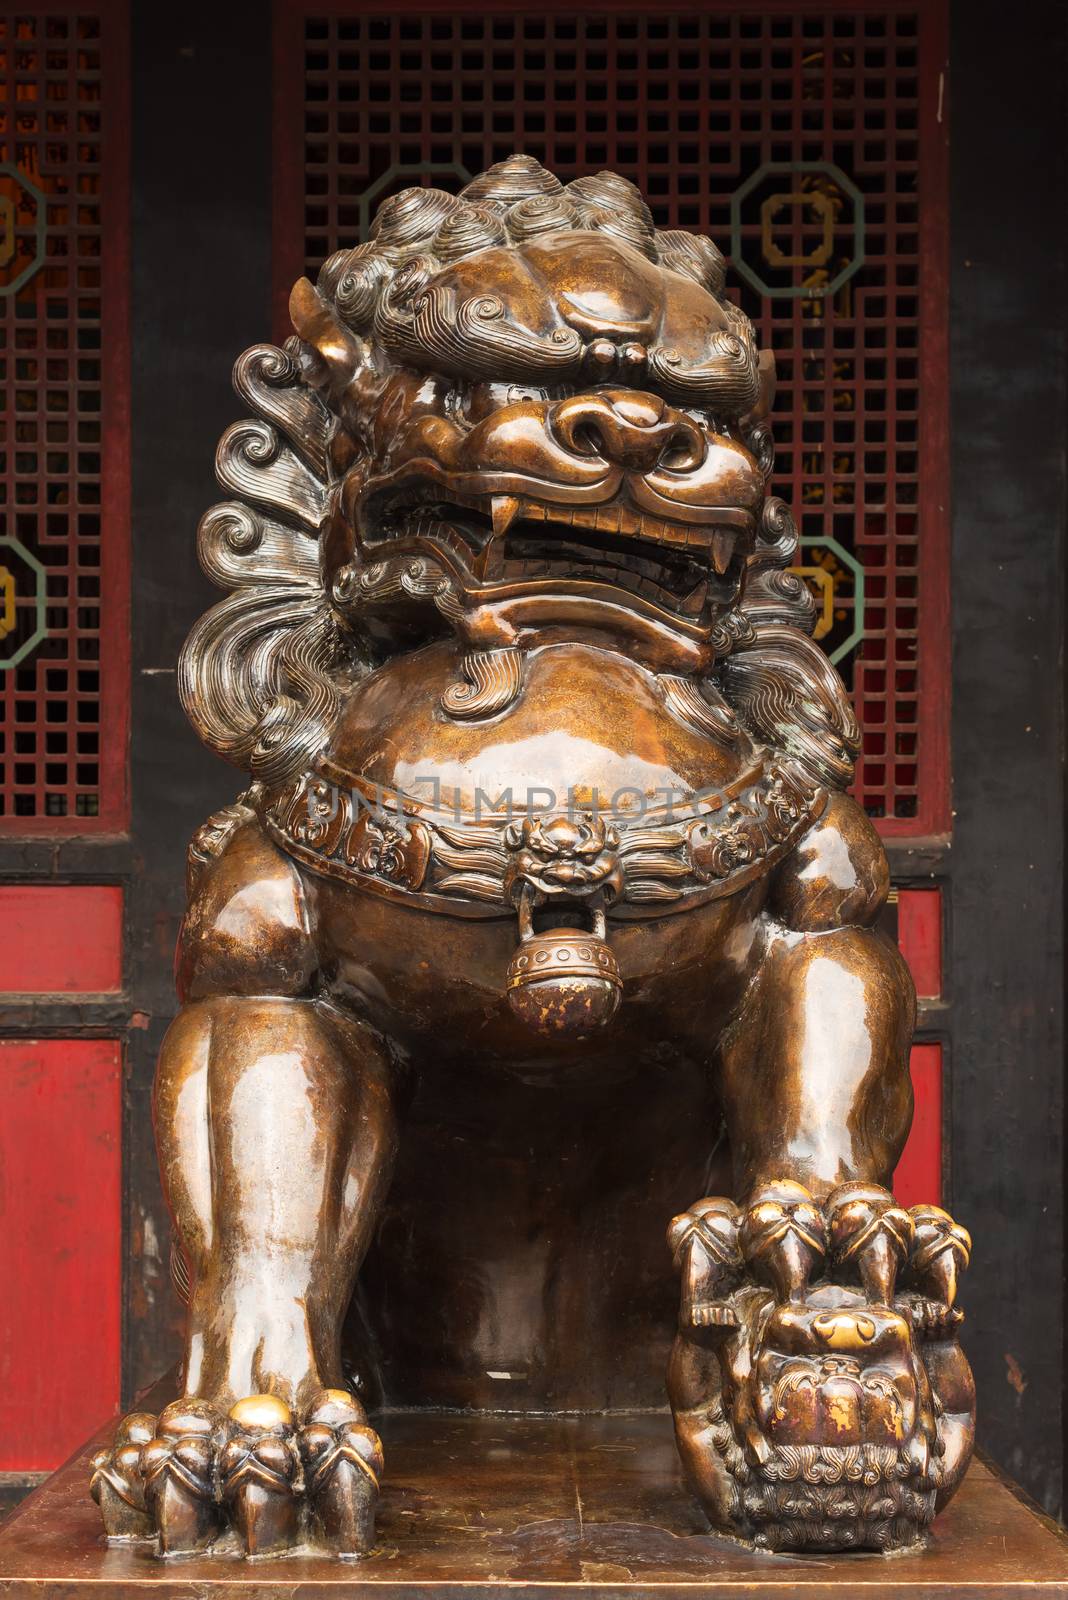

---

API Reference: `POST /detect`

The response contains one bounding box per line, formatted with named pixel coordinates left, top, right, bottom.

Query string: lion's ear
left=289, top=276, right=364, bottom=392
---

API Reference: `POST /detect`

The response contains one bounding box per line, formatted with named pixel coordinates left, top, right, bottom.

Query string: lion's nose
left=549, top=389, right=706, bottom=473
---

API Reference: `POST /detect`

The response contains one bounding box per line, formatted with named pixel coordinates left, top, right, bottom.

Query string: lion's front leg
left=164, top=996, right=394, bottom=1415
left=718, top=920, right=915, bottom=1197
left=667, top=795, right=974, bottom=1553
left=90, top=814, right=395, bottom=1558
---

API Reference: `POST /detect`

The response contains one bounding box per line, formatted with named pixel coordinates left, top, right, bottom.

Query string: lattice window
left=0, top=6, right=128, bottom=829
left=277, top=2, right=949, bottom=833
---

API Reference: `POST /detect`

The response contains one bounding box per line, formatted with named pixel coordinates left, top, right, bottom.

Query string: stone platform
left=1, top=1404, right=1065, bottom=1597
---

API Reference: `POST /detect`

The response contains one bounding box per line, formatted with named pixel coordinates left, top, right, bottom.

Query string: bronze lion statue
left=90, top=155, right=974, bottom=1560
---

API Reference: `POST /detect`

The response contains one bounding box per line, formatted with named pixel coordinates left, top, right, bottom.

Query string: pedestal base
left=1, top=1404, right=1065, bottom=1596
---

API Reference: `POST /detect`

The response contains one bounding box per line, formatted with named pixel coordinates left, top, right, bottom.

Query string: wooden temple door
left=0, top=1, right=129, bottom=1508
left=0, top=0, right=1062, bottom=1523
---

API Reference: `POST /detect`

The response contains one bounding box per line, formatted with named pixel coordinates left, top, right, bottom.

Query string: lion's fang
left=491, top=496, right=522, bottom=536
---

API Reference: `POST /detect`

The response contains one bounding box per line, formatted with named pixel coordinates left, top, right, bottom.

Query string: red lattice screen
left=274, top=1, right=949, bottom=833
left=0, top=3, right=129, bottom=830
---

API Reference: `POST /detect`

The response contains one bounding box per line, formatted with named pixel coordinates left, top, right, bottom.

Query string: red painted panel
left=894, top=1042, right=942, bottom=1209
left=0, top=885, right=123, bottom=993
left=897, top=887, right=943, bottom=999
left=0, top=1039, right=121, bottom=1469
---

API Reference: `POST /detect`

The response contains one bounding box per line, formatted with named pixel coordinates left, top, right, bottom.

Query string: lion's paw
left=90, top=1389, right=383, bottom=1559
left=668, top=1181, right=975, bottom=1552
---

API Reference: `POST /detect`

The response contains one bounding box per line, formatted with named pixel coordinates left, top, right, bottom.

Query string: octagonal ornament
left=0, top=163, right=48, bottom=298
left=730, top=161, right=864, bottom=301
left=0, top=537, right=48, bottom=668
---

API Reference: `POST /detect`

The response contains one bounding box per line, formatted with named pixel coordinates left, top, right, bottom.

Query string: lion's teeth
left=594, top=505, right=623, bottom=535
left=680, top=579, right=708, bottom=617
left=711, top=528, right=737, bottom=575
left=491, top=495, right=522, bottom=536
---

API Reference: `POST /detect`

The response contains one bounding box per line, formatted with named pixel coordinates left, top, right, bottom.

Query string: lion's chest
left=263, top=641, right=818, bottom=1073
left=265, top=641, right=821, bottom=929
left=312, top=875, right=766, bottom=1078
left=324, top=638, right=756, bottom=818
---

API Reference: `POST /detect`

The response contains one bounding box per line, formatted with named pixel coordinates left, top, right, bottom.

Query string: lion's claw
left=827, top=1183, right=913, bottom=1305
left=667, top=1197, right=742, bottom=1332
left=740, top=1179, right=826, bottom=1302
left=909, top=1204, right=971, bottom=1310
left=89, top=1411, right=156, bottom=1540
left=300, top=1389, right=383, bottom=1557
left=220, top=1395, right=302, bottom=1557
left=141, top=1398, right=219, bottom=1555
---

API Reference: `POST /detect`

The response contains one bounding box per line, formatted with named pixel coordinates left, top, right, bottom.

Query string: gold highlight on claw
left=228, top=1394, right=293, bottom=1430
left=319, top=1388, right=355, bottom=1408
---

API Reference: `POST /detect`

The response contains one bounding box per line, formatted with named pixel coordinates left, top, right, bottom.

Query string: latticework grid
left=0, top=6, right=128, bottom=829
left=278, top=3, right=949, bottom=831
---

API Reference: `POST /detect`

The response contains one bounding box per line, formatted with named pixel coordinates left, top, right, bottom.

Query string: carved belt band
left=264, top=760, right=826, bottom=922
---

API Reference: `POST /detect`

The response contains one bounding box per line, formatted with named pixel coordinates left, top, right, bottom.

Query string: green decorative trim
left=357, top=162, right=473, bottom=240
left=799, top=534, right=865, bottom=667
left=0, top=536, right=48, bottom=668
left=729, top=161, right=864, bottom=301
left=0, top=164, right=48, bottom=298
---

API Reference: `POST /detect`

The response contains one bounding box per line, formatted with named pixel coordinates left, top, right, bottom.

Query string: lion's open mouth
left=360, top=489, right=751, bottom=619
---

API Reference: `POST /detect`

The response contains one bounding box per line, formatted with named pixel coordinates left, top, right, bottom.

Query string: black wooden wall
left=125, top=1, right=272, bottom=1388
left=948, top=0, right=1066, bottom=1506
left=125, top=0, right=1067, bottom=1516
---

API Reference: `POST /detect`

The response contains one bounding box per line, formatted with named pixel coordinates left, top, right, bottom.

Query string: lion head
left=180, top=155, right=858, bottom=791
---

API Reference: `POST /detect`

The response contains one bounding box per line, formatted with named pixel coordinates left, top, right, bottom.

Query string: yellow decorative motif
left=811, top=1310, right=877, bottom=1349
left=0, top=565, right=15, bottom=639
left=760, top=189, right=834, bottom=269
left=791, top=563, right=835, bottom=641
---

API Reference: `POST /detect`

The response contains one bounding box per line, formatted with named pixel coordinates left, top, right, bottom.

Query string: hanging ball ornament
left=506, top=926, right=621, bottom=1037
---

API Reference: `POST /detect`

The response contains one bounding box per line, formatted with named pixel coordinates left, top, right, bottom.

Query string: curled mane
left=178, top=345, right=363, bottom=784
left=718, top=497, right=860, bottom=789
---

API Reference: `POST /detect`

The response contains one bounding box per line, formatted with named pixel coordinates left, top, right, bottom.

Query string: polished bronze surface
left=16, top=1400, right=1068, bottom=1595
left=89, top=155, right=974, bottom=1559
